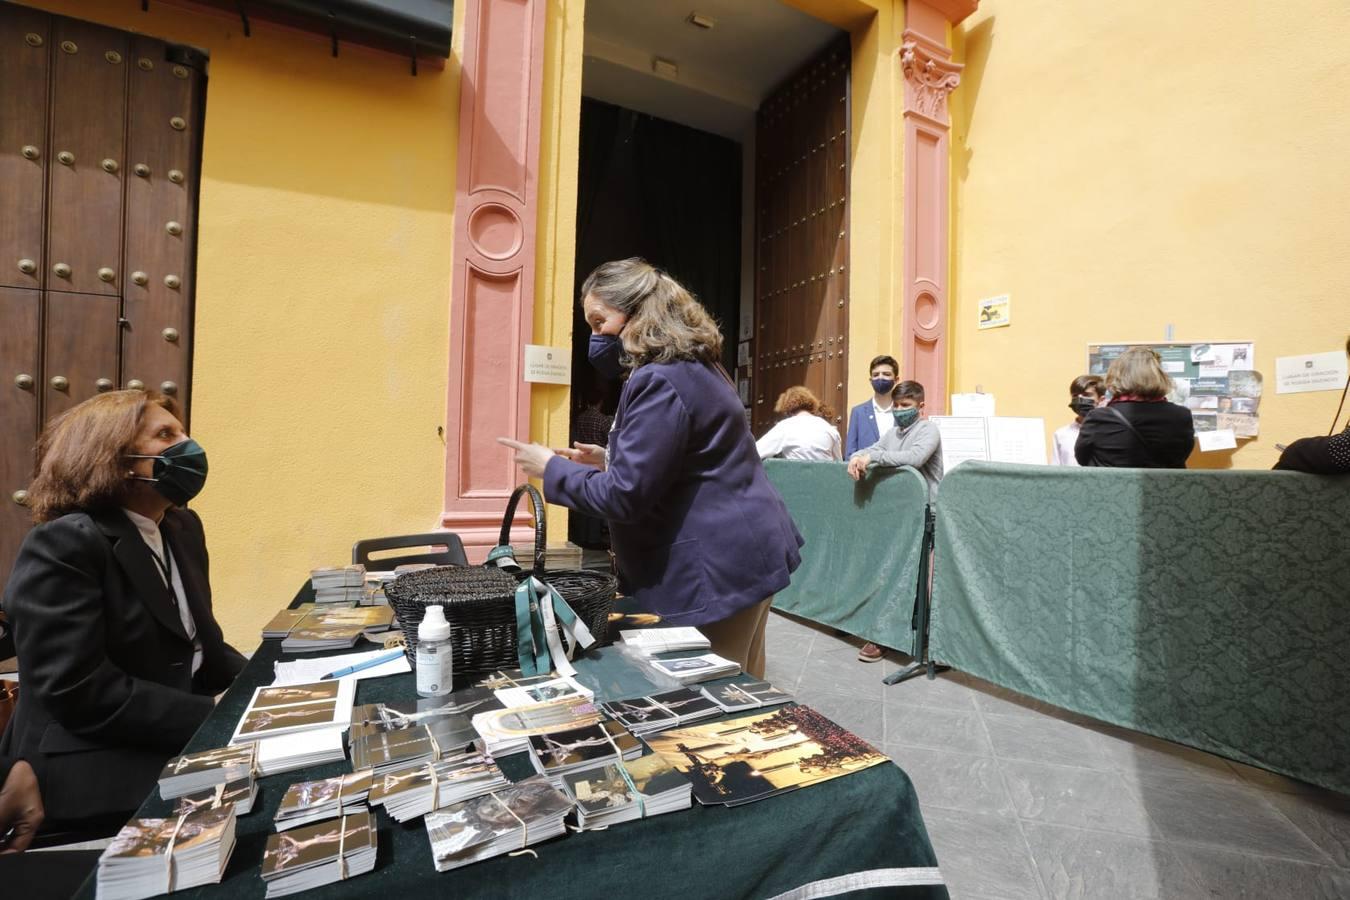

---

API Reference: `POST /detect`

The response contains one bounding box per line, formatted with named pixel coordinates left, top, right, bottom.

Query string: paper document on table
left=1197, top=429, right=1237, bottom=452
left=272, top=648, right=411, bottom=686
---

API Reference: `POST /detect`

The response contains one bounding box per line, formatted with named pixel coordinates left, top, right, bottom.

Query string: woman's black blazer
left=0, top=507, right=245, bottom=825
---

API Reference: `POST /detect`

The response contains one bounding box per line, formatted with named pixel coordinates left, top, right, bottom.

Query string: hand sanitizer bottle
left=416, top=605, right=452, bottom=698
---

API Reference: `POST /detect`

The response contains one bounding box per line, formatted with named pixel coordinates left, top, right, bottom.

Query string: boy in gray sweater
left=845, top=379, right=943, bottom=662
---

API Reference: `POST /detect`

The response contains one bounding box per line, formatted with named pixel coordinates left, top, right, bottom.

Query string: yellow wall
left=26, top=0, right=464, bottom=646
left=950, top=0, right=1350, bottom=468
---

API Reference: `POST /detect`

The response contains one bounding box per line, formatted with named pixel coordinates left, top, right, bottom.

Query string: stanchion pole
left=883, top=506, right=947, bottom=685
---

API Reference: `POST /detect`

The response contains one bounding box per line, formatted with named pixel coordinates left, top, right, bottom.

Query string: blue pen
left=320, top=649, right=406, bottom=681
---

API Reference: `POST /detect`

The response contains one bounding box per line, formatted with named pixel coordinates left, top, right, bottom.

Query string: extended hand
left=497, top=438, right=554, bottom=479
left=556, top=442, right=606, bottom=470
left=847, top=454, right=871, bottom=481
left=0, top=760, right=43, bottom=853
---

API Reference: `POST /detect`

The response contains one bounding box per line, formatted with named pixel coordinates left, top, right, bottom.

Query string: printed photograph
left=602, top=697, right=675, bottom=727
left=529, top=721, right=639, bottom=770
left=262, top=811, right=374, bottom=876
left=658, top=658, right=715, bottom=672
left=175, top=779, right=254, bottom=816
left=252, top=681, right=341, bottom=709
left=162, top=744, right=255, bottom=778
left=352, top=727, right=433, bottom=768
left=236, top=699, right=338, bottom=738
left=427, top=778, right=569, bottom=859
left=645, top=704, right=886, bottom=805
left=279, top=771, right=372, bottom=814
left=526, top=682, right=582, bottom=703
left=652, top=688, right=721, bottom=718
left=706, top=683, right=757, bottom=708
left=624, top=753, right=689, bottom=798
left=739, top=680, right=792, bottom=704
left=565, top=764, right=635, bottom=814
left=104, top=808, right=233, bottom=860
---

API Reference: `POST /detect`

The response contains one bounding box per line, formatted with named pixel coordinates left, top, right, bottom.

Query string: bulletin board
left=1086, top=342, right=1261, bottom=437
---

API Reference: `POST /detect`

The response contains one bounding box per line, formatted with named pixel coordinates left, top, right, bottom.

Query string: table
left=75, top=587, right=948, bottom=900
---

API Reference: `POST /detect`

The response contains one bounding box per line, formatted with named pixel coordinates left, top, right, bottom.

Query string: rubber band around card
left=598, top=728, right=645, bottom=818
left=427, top=761, right=440, bottom=810
left=489, top=791, right=536, bottom=859
left=211, top=782, right=226, bottom=808
left=336, top=814, right=348, bottom=881
left=163, top=812, right=188, bottom=892
left=426, top=726, right=443, bottom=761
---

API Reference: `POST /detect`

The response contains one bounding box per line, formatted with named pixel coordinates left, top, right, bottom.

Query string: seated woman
left=0, top=390, right=245, bottom=834
left=1076, top=347, right=1195, bottom=468
left=755, top=386, right=842, bottom=461
left=1274, top=335, right=1350, bottom=474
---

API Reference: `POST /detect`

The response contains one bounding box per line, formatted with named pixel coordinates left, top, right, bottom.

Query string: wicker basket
left=385, top=484, right=618, bottom=674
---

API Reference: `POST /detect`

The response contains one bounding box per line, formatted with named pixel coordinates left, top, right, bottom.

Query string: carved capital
left=901, top=39, right=963, bottom=125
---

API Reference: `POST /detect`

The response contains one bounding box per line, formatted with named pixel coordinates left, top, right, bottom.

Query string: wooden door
left=752, top=37, right=850, bottom=434
left=0, top=4, right=205, bottom=587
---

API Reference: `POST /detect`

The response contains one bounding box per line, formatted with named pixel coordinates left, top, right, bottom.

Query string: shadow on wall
left=951, top=15, right=994, bottom=188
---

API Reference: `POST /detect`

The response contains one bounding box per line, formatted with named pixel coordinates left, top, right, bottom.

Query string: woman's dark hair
left=27, top=390, right=180, bottom=523
left=1069, top=374, right=1104, bottom=398
left=893, top=381, right=926, bottom=403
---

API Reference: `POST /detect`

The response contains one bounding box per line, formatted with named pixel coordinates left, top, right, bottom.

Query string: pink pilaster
left=900, top=0, right=975, bottom=413
left=442, top=0, right=547, bottom=559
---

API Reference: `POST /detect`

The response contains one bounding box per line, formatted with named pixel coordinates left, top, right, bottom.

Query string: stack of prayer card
left=425, top=777, right=571, bottom=872
left=562, top=753, right=692, bottom=829
left=159, top=744, right=256, bottom=801
left=279, top=605, right=394, bottom=652
left=646, top=653, right=740, bottom=685
left=619, top=626, right=710, bottom=656
left=260, top=811, right=377, bottom=898
left=95, top=807, right=236, bottom=900
left=470, top=696, right=603, bottom=757
left=367, top=749, right=510, bottom=822
left=526, top=719, right=642, bottom=787
left=349, top=717, right=479, bottom=776
left=253, top=729, right=347, bottom=776
left=229, top=680, right=356, bottom=746
left=310, top=565, right=367, bottom=604
left=491, top=673, right=593, bottom=709
left=348, top=687, right=504, bottom=748
left=645, top=704, right=888, bottom=807
left=262, top=606, right=318, bottom=640
left=700, top=679, right=793, bottom=713
left=274, top=770, right=373, bottom=831
left=174, top=778, right=258, bottom=818
left=599, top=688, right=723, bottom=736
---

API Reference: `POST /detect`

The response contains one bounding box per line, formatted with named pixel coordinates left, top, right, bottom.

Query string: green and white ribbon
left=513, top=576, right=596, bottom=677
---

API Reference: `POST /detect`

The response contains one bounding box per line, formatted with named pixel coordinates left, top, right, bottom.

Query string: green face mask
left=127, top=438, right=209, bottom=506
left=892, top=407, right=920, bottom=429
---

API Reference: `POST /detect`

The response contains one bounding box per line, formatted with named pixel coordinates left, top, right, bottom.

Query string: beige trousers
left=702, top=596, right=773, bottom=679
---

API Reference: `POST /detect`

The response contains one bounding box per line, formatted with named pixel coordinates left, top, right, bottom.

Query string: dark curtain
left=568, top=98, right=743, bottom=548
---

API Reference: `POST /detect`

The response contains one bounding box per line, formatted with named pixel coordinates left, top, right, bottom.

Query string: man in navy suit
left=845, top=355, right=901, bottom=458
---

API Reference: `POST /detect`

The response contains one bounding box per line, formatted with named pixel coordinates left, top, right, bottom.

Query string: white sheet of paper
left=271, top=648, right=410, bottom=686
left=931, top=416, right=990, bottom=472
left=950, top=393, right=996, bottom=417
left=1197, top=429, right=1238, bottom=452
left=986, top=417, right=1048, bottom=465
left=1275, top=351, right=1349, bottom=394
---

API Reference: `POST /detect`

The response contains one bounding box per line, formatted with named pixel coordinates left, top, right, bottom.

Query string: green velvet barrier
left=75, top=585, right=948, bottom=899
left=929, top=462, right=1350, bottom=794
left=764, top=460, right=928, bottom=652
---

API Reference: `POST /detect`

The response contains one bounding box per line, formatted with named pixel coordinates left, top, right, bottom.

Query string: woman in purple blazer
left=500, top=258, right=803, bottom=677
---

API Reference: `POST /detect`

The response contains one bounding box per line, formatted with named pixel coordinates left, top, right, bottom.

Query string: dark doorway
left=568, top=97, right=742, bottom=548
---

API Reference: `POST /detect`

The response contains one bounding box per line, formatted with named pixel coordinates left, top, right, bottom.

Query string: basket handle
left=498, top=483, right=547, bottom=573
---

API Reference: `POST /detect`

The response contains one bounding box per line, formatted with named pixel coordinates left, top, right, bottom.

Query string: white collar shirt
left=123, top=509, right=202, bottom=675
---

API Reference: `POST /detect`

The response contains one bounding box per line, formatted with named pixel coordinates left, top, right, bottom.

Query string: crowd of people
left=0, top=256, right=1344, bottom=854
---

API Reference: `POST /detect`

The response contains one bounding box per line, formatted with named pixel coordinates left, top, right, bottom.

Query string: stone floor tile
left=886, top=704, right=994, bottom=757
left=1000, top=758, right=1156, bottom=837
left=982, top=712, right=1110, bottom=770
left=791, top=686, right=885, bottom=747
left=1263, top=790, right=1350, bottom=869
left=885, top=744, right=1013, bottom=816
left=922, top=807, right=1044, bottom=900
left=1020, top=821, right=1206, bottom=900
left=1173, top=843, right=1350, bottom=899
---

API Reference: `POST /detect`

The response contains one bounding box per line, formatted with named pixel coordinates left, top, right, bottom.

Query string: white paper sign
left=1275, top=351, right=1349, bottom=394
left=951, top=393, right=996, bottom=417
left=978, top=294, right=1011, bottom=329
left=986, top=417, right=1048, bottom=465
left=931, top=417, right=990, bottom=472
left=1196, top=429, right=1238, bottom=452
left=523, top=344, right=571, bottom=385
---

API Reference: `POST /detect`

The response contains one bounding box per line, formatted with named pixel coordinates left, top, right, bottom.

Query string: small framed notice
left=522, top=345, right=571, bottom=385
left=978, top=294, right=1011, bottom=330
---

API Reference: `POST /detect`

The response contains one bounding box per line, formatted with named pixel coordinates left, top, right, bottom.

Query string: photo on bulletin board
left=1087, top=341, right=1260, bottom=437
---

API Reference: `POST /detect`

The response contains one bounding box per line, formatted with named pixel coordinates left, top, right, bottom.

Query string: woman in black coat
left=1076, top=348, right=1195, bottom=468
left=0, top=391, right=244, bottom=833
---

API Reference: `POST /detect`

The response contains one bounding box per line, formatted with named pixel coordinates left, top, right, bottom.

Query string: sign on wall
left=522, top=345, right=571, bottom=385
left=1086, top=342, right=1260, bottom=437
left=977, top=294, right=1011, bottom=329
left=1274, top=351, right=1349, bottom=395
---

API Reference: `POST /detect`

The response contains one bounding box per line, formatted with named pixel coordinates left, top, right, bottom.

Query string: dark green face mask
left=128, top=438, right=209, bottom=506
left=892, top=407, right=920, bottom=429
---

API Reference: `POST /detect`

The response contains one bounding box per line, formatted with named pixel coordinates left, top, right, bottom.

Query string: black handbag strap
left=1103, top=405, right=1164, bottom=466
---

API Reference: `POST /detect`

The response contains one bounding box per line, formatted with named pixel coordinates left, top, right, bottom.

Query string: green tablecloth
left=929, top=462, right=1350, bottom=794
left=74, top=588, right=947, bottom=900
left=764, top=461, right=928, bottom=652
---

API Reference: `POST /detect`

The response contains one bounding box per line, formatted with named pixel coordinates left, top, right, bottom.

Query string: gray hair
left=580, top=258, right=723, bottom=368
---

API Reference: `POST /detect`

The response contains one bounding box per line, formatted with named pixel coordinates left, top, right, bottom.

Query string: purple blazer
left=544, top=360, right=804, bottom=625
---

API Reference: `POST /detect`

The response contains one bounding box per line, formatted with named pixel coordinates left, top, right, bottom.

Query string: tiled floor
left=765, top=610, right=1350, bottom=900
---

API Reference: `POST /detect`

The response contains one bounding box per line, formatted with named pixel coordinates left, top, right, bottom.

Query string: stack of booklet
left=527, top=719, right=642, bottom=787
left=367, top=750, right=509, bottom=822
left=229, top=680, right=356, bottom=745
left=471, top=696, right=602, bottom=757
left=620, top=627, right=710, bottom=656
left=254, top=729, right=347, bottom=776
left=275, top=771, right=373, bottom=830
left=276, top=605, right=395, bottom=652
left=563, top=753, right=693, bottom=829
left=95, top=807, right=236, bottom=900
left=260, top=811, right=377, bottom=898
left=348, top=687, right=505, bottom=746
left=174, top=778, right=258, bottom=817
left=425, top=777, right=571, bottom=872
left=491, top=674, right=592, bottom=708
left=647, top=653, right=740, bottom=685
left=159, top=744, right=257, bottom=801
left=310, top=565, right=366, bottom=603
left=701, top=679, right=793, bottom=712
left=600, top=688, right=722, bottom=735
left=348, top=688, right=503, bottom=774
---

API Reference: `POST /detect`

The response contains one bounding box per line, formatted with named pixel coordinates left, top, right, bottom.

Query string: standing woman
left=500, top=258, right=803, bottom=677
left=1, top=390, right=245, bottom=834
left=1076, top=347, right=1195, bottom=468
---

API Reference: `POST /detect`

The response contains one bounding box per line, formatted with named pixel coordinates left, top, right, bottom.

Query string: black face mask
left=127, top=438, right=209, bottom=506
left=1069, top=396, right=1097, bottom=417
